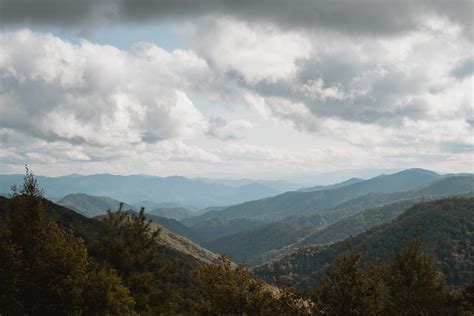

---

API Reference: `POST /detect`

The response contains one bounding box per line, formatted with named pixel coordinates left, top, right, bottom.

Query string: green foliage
left=255, top=197, right=474, bottom=288
left=1, top=169, right=473, bottom=315
left=0, top=167, right=134, bottom=315
left=384, top=237, right=450, bottom=315
left=188, top=256, right=312, bottom=315
left=189, top=256, right=276, bottom=315
left=91, top=206, right=185, bottom=314
left=313, top=252, right=385, bottom=315
left=312, top=251, right=385, bottom=315
left=92, top=206, right=160, bottom=276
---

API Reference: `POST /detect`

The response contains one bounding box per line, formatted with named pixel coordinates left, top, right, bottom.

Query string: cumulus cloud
left=0, top=30, right=209, bottom=148
left=0, top=1, right=473, bottom=177
left=233, top=22, right=473, bottom=128
left=189, top=18, right=311, bottom=84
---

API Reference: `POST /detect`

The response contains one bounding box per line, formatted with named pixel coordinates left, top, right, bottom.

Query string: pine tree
left=385, top=237, right=450, bottom=315
left=189, top=256, right=276, bottom=315
left=0, top=167, right=135, bottom=315
left=312, top=250, right=386, bottom=315
left=91, top=206, right=183, bottom=313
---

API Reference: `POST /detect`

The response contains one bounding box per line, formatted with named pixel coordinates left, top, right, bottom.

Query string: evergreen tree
left=312, top=250, right=386, bottom=315
left=385, top=237, right=450, bottom=315
left=91, top=206, right=182, bottom=314
left=0, top=167, right=134, bottom=315
left=189, top=256, right=277, bottom=315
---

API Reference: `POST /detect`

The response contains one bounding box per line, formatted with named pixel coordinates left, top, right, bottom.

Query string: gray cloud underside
left=1, top=0, right=472, bottom=39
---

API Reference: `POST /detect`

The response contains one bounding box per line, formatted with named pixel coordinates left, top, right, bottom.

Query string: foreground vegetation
left=0, top=169, right=473, bottom=315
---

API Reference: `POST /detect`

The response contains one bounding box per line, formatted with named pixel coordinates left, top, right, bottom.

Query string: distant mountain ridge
left=186, top=168, right=443, bottom=227
left=298, top=177, right=364, bottom=192
left=0, top=174, right=285, bottom=209
left=203, top=175, right=474, bottom=265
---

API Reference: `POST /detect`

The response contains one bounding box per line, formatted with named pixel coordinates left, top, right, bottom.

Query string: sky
left=0, top=0, right=473, bottom=181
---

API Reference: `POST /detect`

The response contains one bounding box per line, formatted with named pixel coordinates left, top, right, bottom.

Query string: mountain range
left=201, top=174, right=474, bottom=265
left=253, top=197, right=474, bottom=287
left=1, top=167, right=473, bottom=290
left=186, top=169, right=442, bottom=226
left=0, top=174, right=294, bottom=209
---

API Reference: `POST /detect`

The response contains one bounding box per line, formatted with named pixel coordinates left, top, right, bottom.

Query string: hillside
left=189, top=217, right=267, bottom=242
left=148, top=207, right=195, bottom=221
left=204, top=215, right=324, bottom=265
left=297, top=200, right=417, bottom=246
left=253, top=197, right=474, bottom=287
left=0, top=196, right=103, bottom=243
left=134, top=211, right=203, bottom=243
left=148, top=220, right=221, bottom=264
left=0, top=174, right=281, bottom=209
left=57, top=193, right=136, bottom=217
left=204, top=176, right=474, bottom=266
left=0, top=196, right=219, bottom=266
left=186, top=168, right=441, bottom=227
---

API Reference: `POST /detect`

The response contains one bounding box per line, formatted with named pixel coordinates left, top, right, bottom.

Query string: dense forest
left=1, top=170, right=473, bottom=315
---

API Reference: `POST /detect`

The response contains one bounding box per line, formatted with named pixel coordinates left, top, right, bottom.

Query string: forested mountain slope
left=203, top=176, right=474, bottom=265
left=0, top=196, right=218, bottom=266
left=253, top=197, right=474, bottom=287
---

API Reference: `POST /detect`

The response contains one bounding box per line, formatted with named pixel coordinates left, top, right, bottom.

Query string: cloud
left=1, top=0, right=472, bottom=40
left=0, top=29, right=209, bottom=148
left=205, top=117, right=252, bottom=140
left=189, top=18, right=311, bottom=84
left=0, top=6, right=472, bottom=178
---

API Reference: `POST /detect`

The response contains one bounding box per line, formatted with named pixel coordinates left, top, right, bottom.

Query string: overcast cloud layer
left=0, top=1, right=472, bottom=179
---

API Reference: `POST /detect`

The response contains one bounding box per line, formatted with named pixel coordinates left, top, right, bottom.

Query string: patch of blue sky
left=4, top=24, right=184, bottom=52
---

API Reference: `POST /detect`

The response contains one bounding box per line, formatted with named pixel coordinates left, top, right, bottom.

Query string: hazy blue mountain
left=187, top=168, right=442, bottom=226
left=195, top=178, right=304, bottom=192
left=133, top=200, right=182, bottom=210
left=148, top=207, right=195, bottom=221
left=198, top=205, right=228, bottom=213
left=253, top=197, right=474, bottom=287
left=203, top=176, right=474, bottom=265
left=0, top=174, right=282, bottom=209
left=298, top=178, right=364, bottom=192
left=57, top=193, right=136, bottom=217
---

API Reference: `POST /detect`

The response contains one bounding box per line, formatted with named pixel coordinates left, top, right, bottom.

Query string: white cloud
left=0, top=29, right=209, bottom=148
left=190, top=17, right=311, bottom=84
left=0, top=15, right=472, bottom=178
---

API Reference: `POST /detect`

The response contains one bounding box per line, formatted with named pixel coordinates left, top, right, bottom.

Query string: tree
left=384, top=237, right=450, bottom=315
left=312, top=250, right=386, bottom=315
left=0, top=167, right=134, bottom=315
left=189, top=256, right=277, bottom=315
left=91, top=207, right=183, bottom=313
left=91, top=206, right=160, bottom=277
